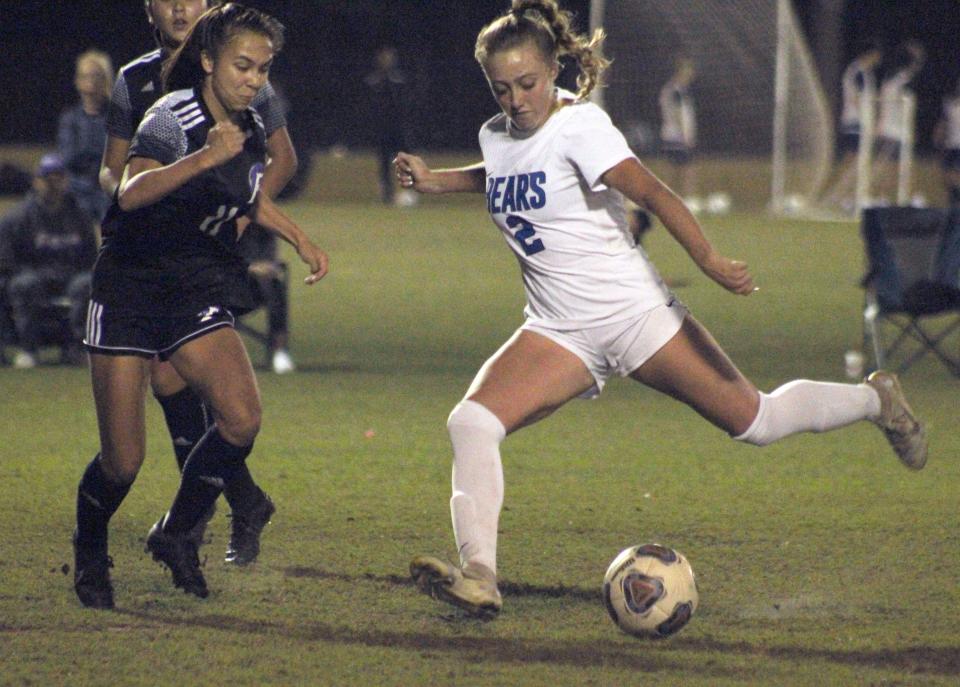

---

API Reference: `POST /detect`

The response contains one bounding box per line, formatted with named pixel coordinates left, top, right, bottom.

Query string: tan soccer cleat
left=410, top=555, right=502, bottom=618
left=866, top=370, right=928, bottom=470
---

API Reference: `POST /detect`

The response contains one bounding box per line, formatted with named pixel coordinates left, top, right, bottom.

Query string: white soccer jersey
left=478, top=89, right=671, bottom=329
left=943, top=95, right=960, bottom=150
left=659, top=79, right=696, bottom=148
left=840, top=58, right=876, bottom=131
left=877, top=66, right=919, bottom=141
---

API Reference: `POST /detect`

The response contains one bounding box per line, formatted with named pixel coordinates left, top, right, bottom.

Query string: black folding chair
left=861, top=207, right=960, bottom=376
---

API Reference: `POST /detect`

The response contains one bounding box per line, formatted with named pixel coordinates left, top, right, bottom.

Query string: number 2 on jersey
left=505, top=214, right=545, bottom=256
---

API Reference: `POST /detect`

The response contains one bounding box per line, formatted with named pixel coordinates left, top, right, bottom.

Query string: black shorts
left=83, top=299, right=235, bottom=360
left=837, top=131, right=860, bottom=154
left=875, top=137, right=902, bottom=161
left=661, top=145, right=694, bottom=166
left=943, top=149, right=960, bottom=172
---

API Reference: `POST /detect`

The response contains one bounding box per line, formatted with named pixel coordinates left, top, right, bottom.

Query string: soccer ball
left=602, top=544, right=699, bottom=638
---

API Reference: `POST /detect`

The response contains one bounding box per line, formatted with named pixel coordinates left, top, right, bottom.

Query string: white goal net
left=590, top=0, right=833, bottom=215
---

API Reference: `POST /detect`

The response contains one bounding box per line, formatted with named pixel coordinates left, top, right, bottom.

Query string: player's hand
left=203, top=122, right=245, bottom=167
left=297, top=240, right=329, bottom=285
left=699, top=251, right=756, bottom=295
left=394, top=152, right=432, bottom=192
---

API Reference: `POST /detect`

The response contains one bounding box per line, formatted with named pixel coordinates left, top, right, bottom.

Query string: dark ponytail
left=162, top=2, right=285, bottom=93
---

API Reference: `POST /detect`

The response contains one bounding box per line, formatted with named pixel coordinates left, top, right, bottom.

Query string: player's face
left=203, top=31, right=274, bottom=114
left=148, top=0, right=208, bottom=46
left=484, top=40, right=559, bottom=132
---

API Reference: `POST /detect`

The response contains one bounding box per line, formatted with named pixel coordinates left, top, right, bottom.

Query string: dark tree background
left=1, top=1, right=957, bottom=152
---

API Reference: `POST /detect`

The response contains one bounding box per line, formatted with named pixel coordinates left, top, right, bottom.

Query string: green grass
left=1, top=198, right=958, bottom=686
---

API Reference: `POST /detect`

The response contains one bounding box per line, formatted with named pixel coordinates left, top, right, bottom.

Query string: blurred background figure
left=237, top=225, right=295, bottom=374
left=873, top=41, right=925, bottom=203
left=365, top=45, right=414, bottom=206
left=821, top=41, right=883, bottom=210
left=933, top=78, right=960, bottom=208
left=658, top=57, right=698, bottom=212
left=0, top=154, right=96, bottom=368
left=58, top=49, right=113, bottom=224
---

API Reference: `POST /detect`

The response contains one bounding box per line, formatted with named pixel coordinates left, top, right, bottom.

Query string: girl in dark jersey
left=98, top=0, right=298, bottom=573
left=72, top=3, right=327, bottom=608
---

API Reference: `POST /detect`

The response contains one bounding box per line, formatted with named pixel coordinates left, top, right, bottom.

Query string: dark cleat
left=73, top=530, right=114, bottom=610
left=225, top=491, right=275, bottom=566
left=185, top=502, right=217, bottom=549
left=145, top=517, right=208, bottom=598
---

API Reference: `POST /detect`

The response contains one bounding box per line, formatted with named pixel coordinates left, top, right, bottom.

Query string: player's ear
left=200, top=50, right=215, bottom=76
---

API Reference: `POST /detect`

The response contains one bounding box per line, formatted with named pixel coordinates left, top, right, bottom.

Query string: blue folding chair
left=861, top=207, right=960, bottom=376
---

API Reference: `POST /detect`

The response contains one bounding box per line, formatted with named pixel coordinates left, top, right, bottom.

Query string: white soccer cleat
left=866, top=370, right=927, bottom=470
left=410, top=555, right=502, bottom=618
left=271, top=349, right=295, bottom=374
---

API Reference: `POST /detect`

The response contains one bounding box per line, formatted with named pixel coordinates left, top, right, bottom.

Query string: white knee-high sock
left=735, top=380, right=881, bottom=446
left=447, top=400, right=506, bottom=573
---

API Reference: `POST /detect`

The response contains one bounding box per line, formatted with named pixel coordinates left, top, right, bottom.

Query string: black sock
left=949, top=186, right=960, bottom=207
left=223, top=464, right=265, bottom=515
left=155, top=387, right=209, bottom=471
left=164, top=427, right=253, bottom=534
left=75, top=455, right=132, bottom=552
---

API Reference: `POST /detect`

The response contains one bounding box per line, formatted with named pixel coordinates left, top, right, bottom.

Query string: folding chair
left=861, top=206, right=960, bottom=376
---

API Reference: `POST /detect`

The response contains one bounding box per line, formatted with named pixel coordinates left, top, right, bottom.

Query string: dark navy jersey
left=93, top=88, right=267, bottom=315
left=107, top=49, right=287, bottom=142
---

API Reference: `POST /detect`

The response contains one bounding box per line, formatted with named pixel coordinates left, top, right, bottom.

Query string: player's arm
left=100, top=135, right=131, bottom=198
left=394, top=152, right=486, bottom=194
left=259, top=127, right=298, bottom=200
left=251, top=193, right=328, bottom=284
left=602, top=157, right=755, bottom=296
left=117, top=122, right=245, bottom=211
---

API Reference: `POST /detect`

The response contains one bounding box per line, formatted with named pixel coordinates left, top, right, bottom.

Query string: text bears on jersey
left=486, top=172, right=547, bottom=214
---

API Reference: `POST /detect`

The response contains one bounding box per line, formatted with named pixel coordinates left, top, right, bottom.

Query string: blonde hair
left=475, top=0, right=609, bottom=100
left=75, top=49, right=114, bottom=101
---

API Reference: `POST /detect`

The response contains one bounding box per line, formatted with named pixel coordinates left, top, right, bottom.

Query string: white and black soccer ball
left=603, top=544, right=699, bottom=638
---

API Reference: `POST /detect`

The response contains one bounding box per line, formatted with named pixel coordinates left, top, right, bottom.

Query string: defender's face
left=203, top=31, right=274, bottom=113
left=484, top=40, right=558, bottom=133
left=148, top=0, right=208, bottom=46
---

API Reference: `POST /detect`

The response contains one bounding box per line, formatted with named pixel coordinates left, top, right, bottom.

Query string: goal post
left=590, top=0, right=833, bottom=215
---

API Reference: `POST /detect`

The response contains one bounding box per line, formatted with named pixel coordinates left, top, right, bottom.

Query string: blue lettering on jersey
left=506, top=214, right=545, bottom=256
left=486, top=171, right=547, bottom=213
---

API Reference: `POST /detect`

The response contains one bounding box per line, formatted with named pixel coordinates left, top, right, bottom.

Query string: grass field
left=1, top=189, right=959, bottom=685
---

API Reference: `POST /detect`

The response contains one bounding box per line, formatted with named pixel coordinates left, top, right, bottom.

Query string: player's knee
left=98, top=452, right=142, bottom=485
left=447, top=400, right=506, bottom=444
left=217, top=401, right=262, bottom=446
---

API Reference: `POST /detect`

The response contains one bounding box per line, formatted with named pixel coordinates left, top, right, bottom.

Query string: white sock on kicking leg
left=735, top=380, right=881, bottom=446
left=447, top=400, right=506, bottom=574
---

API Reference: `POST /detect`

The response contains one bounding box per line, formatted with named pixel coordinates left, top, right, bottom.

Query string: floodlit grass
left=1, top=197, right=958, bottom=685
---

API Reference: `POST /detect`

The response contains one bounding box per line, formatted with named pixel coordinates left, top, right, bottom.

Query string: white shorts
left=521, top=298, right=688, bottom=399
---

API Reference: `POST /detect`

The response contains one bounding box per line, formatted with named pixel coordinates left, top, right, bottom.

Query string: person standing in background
left=365, top=45, right=414, bottom=206
left=933, top=78, right=960, bottom=208
left=872, top=41, right=924, bottom=203
left=659, top=58, right=698, bottom=212
left=58, top=50, right=114, bottom=224
left=821, top=42, right=883, bottom=210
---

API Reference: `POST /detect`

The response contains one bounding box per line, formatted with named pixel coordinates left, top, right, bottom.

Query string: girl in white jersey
left=934, top=79, right=960, bottom=207
left=396, top=0, right=928, bottom=618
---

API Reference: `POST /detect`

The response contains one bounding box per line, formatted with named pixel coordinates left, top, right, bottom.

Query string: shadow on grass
left=282, top=566, right=599, bottom=602
left=115, top=607, right=729, bottom=677
left=278, top=566, right=960, bottom=676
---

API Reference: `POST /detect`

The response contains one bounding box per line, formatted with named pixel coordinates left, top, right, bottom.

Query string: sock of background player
left=155, top=386, right=208, bottom=472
